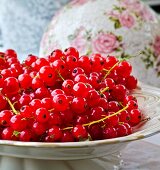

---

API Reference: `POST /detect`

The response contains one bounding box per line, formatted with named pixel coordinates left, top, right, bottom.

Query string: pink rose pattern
left=153, top=36, right=160, bottom=57
left=92, top=33, right=120, bottom=54
left=141, top=35, right=160, bottom=76
left=68, top=27, right=124, bottom=56
left=119, top=11, right=135, bottom=28
left=108, top=0, right=155, bottom=29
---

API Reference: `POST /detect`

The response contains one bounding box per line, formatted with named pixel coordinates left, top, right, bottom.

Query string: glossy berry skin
left=41, top=98, right=53, bottom=110
left=0, top=48, right=140, bottom=142
left=0, top=95, right=7, bottom=111
left=127, top=100, right=138, bottom=111
left=129, top=109, right=141, bottom=126
left=118, top=110, right=130, bottom=123
left=20, top=105, right=33, bottom=118
left=35, top=108, right=50, bottom=123
left=32, top=122, right=46, bottom=136
left=89, top=76, right=100, bottom=89
left=50, top=49, right=64, bottom=61
left=116, top=61, right=132, bottom=78
left=18, top=73, right=32, bottom=89
left=53, top=94, right=69, bottom=112
left=71, top=97, right=87, bottom=114
left=123, top=123, right=132, bottom=135
left=104, top=78, right=115, bottom=90
left=2, top=77, right=19, bottom=95
left=116, top=124, right=128, bottom=137
left=104, top=56, right=118, bottom=70
left=75, top=115, right=89, bottom=125
left=88, top=124, right=103, bottom=140
left=31, top=77, right=44, bottom=90
left=61, top=131, right=74, bottom=142
left=71, top=67, right=85, bottom=78
left=74, top=74, right=88, bottom=83
left=47, top=126, right=63, bottom=142
left=24, top=54, right=38, bottom=66
left=66, top=55, right=78, bottom=71
left=72, top=82, right=89, bottom=98
left=108, top=101, right=120, bottom=112
left=51, top=89, right=64, bottom=97
left=19, top=94, right=32, bottom=107
left=19, top=130, right=32, bottom=142
left=90, top=107, right=104, bottom=121
left=29, top=99, right=43, bottom=112
left=90, top=54, right=105, bottom=72
left=103, top=127, right=117, bottom=139
left=72, top=125, right=88, bottom=141
left=125, top=76, right=137, bottom=90
left=49, top=112, right=62, bottom=127
left=0, top=110, right=13, bottom=126
left=5, top=49, right=17, bottom=58
left=2, top=127, right=14, bottom=140
left=62, top=79, right=74, bottom=95
left=60, top=110, right=74, bottom=126
left=35, top=87, right=50, bottom=99
left=34, top=58, right=49, bottom=71
left=78, top=56, right=91, bottom=74
left=10, top=115, right=27, bottom=131
left=111, top=84, right=127, bottom=101
left=87, top=90, right=101, bottom=107
left=105, top=112, right=119, bottom=127
left=39, top=66, right=56, bottom=86
left=64, top=47, right=79, bottom=59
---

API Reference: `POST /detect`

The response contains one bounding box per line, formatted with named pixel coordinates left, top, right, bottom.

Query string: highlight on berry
left=0, top=47, right=142, bottom=142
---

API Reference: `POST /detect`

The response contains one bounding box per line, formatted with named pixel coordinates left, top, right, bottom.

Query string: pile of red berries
left=0, top=47, right=141, bottom=142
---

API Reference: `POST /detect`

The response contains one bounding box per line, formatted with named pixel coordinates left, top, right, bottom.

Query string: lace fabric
left=0, top=0, right=69, bottom=58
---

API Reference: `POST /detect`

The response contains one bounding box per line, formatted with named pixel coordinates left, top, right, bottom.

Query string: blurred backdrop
left=0, top=0, right=159, bottom=59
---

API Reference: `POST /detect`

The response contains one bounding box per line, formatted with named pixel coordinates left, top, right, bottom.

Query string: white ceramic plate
left=0, top=84, right=159, bottom=161
left=0, top=84, right=160, bottom=170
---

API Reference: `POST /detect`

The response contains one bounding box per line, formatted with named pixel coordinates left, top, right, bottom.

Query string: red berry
left=72, top=125, right=88, bottom=141
left=61, top=131, right=74, bottom=142
left=64, top=47, right=79, bottom=59
left=35, top=108, right=50, bottom=123
left=116, top=61, right=132, bottom=78
left=103, top=127, right=117, bottom=139
left=129, top=109, right=141, bottom=126
left=3, top=77, right=19, bottom=95
left=10, top=115, right=27, bottom=131
left=53, top=94, right=69, bottom=112
left=72, top=82, right=89, bottom=98
left=48, top=126, right=62, bottom=142
left=71, top=97, right=87, bottom=114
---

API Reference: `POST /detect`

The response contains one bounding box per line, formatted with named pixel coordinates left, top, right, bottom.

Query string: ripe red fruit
left=39, top=66, right=56, bottom=86
left=0, top=47, right=140, bottom=142
left=64, top=47, right=79, bottom=59
left=72, top=125, right=88, bottom=141
left=129, top=109, right=141, bottom=126
left=103, top=127, right=117, bottom=139
left=116, top=61, right=132, bottom=78
left=61, top=131, right=74, bottom=142
left=0, top=95, right=7, bottom=111
left=2, top=77, right=20, bottom=95
left=72, top=82, right=89, bottom=98
left=47, top=126, right=63, bottom=142
left=53, top=94, right=69, bottom=111
left=71, top=97, right=87, bottom=114
left=10, top=115, right=27, bottom=131
left=35, top=108, right=50, bottom=123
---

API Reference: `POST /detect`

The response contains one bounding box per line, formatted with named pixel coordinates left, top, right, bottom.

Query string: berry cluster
left=0, top=47, right=141, bottom=142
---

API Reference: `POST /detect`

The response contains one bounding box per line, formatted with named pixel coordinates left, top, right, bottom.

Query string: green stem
left=5, top=96, right=19, bottom=115
left=63, top=105, right=128, bottom=131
